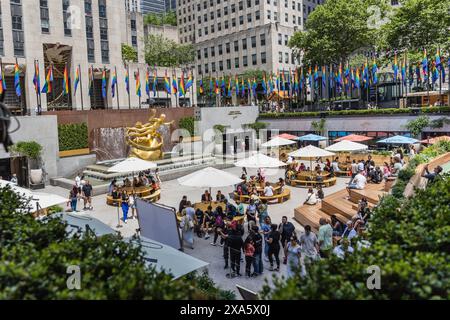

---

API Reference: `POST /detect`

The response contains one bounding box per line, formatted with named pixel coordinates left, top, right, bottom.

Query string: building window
left=40, top=0, right=50, bottom=33
left=219, top=60, right=224, bottom=71
left=242, top=38, right=247, bottom=50
left=204, top=48, right=208, bottom=58
left=131, top=35, right=137, bottom=47
left=204, top=63, right=209, bottom=74
left=267, top=10, right=271, bottom=20
left=239, top=1, right=243, bottom=10
left=204, top=13, right=207, bottom=22
left=231, top=4, right=236, bottom=13
left=251, top=36, right=256, bottom=48
left=284, top=35, right=288, bottom=45
left=197, top=50, right=201, bottom=59
left=232, top=18, right=236, bottom=27
left=226, top=42, right=230, bottom=53
left=211, top=62, right=216, bottom=72
left=285, top=13, right=288, bottom=22
left=204, top=26, right=208, bottom=35
left=198, top=28, right=202, bottom=37
left=261, top=52, right=267, bottom=64
left=197, top=65, right=202, bottom=75
left=234, top=40, right=239, bottom=52
left=211, top=24, right=215, bottom=33
left=292, top=1, right=296, bottom=9
left=239, top=16, right=244, bottom=25
left=210, top=11, right=214, bottom=19
left=218, top=22, right=222, bottom=31
left=63, top=0, right=72, bottom=36
left=226, top=59, right=231, bottom=70
left=285, top=0, right=288, bottom=7
left=285, top=52, right=289, bottom=63
left=278, top=33, right=282, bottom=45
left=252, top=54, right=257, bottom=65
left=279, top=52, right=283, bottom=63
left=0, top=5, right=4, bottom=56
left=224, top=6, right=228, bottom=15
left=11, top=0, right=25, bottom=56
left=293, top=15, right=296, bottom=24
left=224, top=20, right=229, bottom=29
left=211, top=46, right=215, bottom=57
left=255, top=10, right=260, bottom=20
left=247, top=13, right=252, bottom=23
left=198, top=16, right=201, bottom=24
left=234, top=57, right=239, bottom=68
left=218, top=44, right=223, bottom=55
left=247, top=0, right=252, bottom=7
left=243, top=56, right=248, bottom=67
left=255, top=0, right=259, bottom=4
left=260, top=33, right=265, bottom=46
left=217, top=9, right=221, bottom=18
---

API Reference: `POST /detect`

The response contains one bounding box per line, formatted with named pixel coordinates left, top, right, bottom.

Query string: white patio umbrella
left=178, top=167, right=242, bottom=188
left=0, top=179, right=67, bottom=213
left=234, top=152, right=286, bottom=168
left=288, top=145, right=335, bottom=172
left=325, top=140, right=368, bottom=152
left=107, top=157, right=157, bottom=173
left=261, top=136, right=297, bottom=148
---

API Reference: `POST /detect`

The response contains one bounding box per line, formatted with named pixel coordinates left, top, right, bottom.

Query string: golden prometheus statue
left=125, top=109, right=174, bottom=161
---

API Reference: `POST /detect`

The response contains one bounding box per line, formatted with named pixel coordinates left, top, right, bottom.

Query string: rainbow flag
left=321, top=66, right=326, bottom=89
left=62, top=64, right=69, bottom=96
left=100, top=69, right=106, bottom=98
left=135, top=70, right=141, bottom=97
left=185, top=72, right=193, bottom=91
left=241, top=77, right=245, bottom=98
left=214, top=77, right=219, bottom=95
left=252, top=78, right=257, bottom=97
left=372, top=58, right=378, bottom=85
left=171, top=73, right=178, bottom=94
left=14, top=63, right=21, bottom=97
left=416, top=62, right=422, bottom=84
left=363, top=60, right=369, bottom=88
left=393, top=52, right=399, bottom=81
left=268, top=73, right=274, bottom=93
left=199, top=78, right=204, bottom=95
left=281, top=71, right=285, bottom=91
left=313, top=65, right=319, bottom=86
left=125, top=67, right=130, bottom=94
left=0, top=66, right=6, bottom=95
left=355, top=67, right=360, bottom=89
left=422, top=49, right=428, bottom=78
left=88, top=66, right=94, bottom=96
left=209, top=77, right=213, bottom=95
left=41, top=64, right=53, bottom=94
left=401, top=56, right=407, bottom=86
left=431, top=61, right=439, bottom=84
left=33, top=62, right=41, bottom=95
left=74, top=65, right=80, bottom=94
left=227, top=75, right=232, bottom=97
left=164, top=71, right=171, bottom=94
left=276, top=71, right=280, bottom=91
left=262, top=73, right=267, bottom=95
left=145, top=69, right=150, bottom=97
left=247, top=78, right=252, bottom=96
left=111, top=68, right=117, bottom=98
left=152, top=69, right=157, bottom=97
left=179, top=72, right=186, bottom=97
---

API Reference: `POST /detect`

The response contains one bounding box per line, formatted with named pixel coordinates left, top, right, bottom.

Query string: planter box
left=59, top=148, right=90, bottom=158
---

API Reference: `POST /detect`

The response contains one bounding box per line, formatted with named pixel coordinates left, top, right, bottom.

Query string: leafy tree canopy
left=144, top=11, right=177, bottom=26
left=121, top=44, right=138, bottom=64
left=144, top=34, right=195, bottom=67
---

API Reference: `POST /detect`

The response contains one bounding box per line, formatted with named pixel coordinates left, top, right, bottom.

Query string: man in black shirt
left=250, top=225, right=263, bottom=276
left=216, top=190, right=226, bottom=202
left=226, top=224, right=244, bottom=277
left=421, top=164, right=443, bottom=184
left=179, top=195, right=188, bottom=214
left=82, top=180, right=93, bottom=210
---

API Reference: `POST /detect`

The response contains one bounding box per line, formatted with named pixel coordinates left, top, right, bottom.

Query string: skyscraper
left=141, top=0, right=167, bottom=14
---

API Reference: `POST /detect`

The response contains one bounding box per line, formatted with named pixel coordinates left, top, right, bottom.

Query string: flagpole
left=115, top=66, right=119, bottom=109
left=78, top=64, right=84, bottom=110
left=66, top=63, right=69, bottom=110
left=138, top=68, right=141, bottom=109
left=14, top=58, right=23, bottom=115
left=127, top=64, right=131, bottom=109
left=0, top=58, right=3, bottom=102
left=438, top=46, right=442, bottom=97
left=35, top=60, right=42, bottom=115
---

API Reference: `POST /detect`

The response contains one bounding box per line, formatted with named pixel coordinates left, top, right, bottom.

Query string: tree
left=288, top=0, right=384, bottom=65
left=405, top=115, right=430, bottom=137
left=381, top=0, right=450, bottom=52
left=144, top=11, right=177, bottom=26
left=144, top=35, right=194, bottom=67
left=0, top=186, right=233, bottom=299
left=311, top=119, right=327, bottom=136
left=122, top=44, right=138, bottom=64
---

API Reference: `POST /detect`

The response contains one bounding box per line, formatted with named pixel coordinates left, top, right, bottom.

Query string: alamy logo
left=66, top=265, right=81, bottom=290
left=67, top=5, right=82, bottom=30
left=366, top=265, right=381, bottom=290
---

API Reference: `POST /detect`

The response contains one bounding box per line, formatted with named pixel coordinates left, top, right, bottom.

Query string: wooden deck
left=294, top=182, right=390, bottom=230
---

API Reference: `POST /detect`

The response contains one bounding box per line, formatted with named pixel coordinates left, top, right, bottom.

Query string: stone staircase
left=294, top=183, right=389, bottom=232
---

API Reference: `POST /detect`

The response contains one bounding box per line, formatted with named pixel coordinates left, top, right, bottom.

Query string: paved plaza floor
left=45, top=166, right=349, bottom=298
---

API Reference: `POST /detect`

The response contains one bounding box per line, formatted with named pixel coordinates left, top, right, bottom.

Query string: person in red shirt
left=244, top=240, right=255, bottom=277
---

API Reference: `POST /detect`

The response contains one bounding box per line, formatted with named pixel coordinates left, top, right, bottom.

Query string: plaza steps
left=294, top=182, right=390, bottom=229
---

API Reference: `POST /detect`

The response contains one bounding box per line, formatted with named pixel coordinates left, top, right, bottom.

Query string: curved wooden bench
left=234, top=188, right=291, bottom=204
left=106, top=189, right=161, bottom=206
left=289, top=177, right=337, bottom=188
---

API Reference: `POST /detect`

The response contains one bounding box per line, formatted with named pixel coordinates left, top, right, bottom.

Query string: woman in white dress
left=285, top=233, right=302, bottom=278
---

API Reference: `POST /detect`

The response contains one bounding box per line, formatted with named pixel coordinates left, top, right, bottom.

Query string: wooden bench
left=106, top=189, right=161, bottom=206
left=234, top=188, right=291, bottom=204
left=289, top=177, right=337, bottom=188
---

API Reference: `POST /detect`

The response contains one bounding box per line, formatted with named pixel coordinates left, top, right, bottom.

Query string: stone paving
left=45, top=166, right=349, bottom=298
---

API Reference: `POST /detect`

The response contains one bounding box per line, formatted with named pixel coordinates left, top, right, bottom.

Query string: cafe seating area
left=106, top=186, right=161, bottom=206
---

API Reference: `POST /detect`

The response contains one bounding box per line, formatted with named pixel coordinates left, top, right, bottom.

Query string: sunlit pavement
left=44, top=166, right=349, bottom=297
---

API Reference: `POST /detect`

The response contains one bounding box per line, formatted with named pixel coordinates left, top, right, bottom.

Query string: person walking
left=227, top=223, right=244, bottom=277
left=68, top=189, right=78, bottom=212
left=82, top=180, right=93, bottom=210
left=121, top=191, right=129, bottom=224
left=285, top=233, right=301, bottom=278
left=244, top=240, right=255, bottom=277
left=250, top=225, right=263, bottom=276
left=129, top=192, right=137, bottom=219
left=318, top=218, right=333, bottom=258
left=180, top=203, right=195, bottom=249
left=261, top=216, right=272, bottom=261
left=266, top=224, right=281, bottom=271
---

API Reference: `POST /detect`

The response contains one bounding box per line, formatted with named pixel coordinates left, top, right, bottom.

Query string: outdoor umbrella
left=274, top=133, right=298, bottom=140
left=107, top=157, right=157, bottom=173
left=325, top=140, right=368, bottom=152
left=55, top=212, right=117, bottom=237
left=420, top=135, right=450, bottom=145
left=234, top=152, right=286, bottom=168
left=177, top=167, right=243, bottom=188
left=125, top=236, right=208, bottom=280
left=261, top=136, right=297, bottom=148
left=377, top=135, right=419, bottom=145
left=0, top=179, right=67, bottom=213
left=296, top=133, right=327, bottom=142
left=335, top=134, right=372, bottom=142
left=289, top=145, right=335, bottom=172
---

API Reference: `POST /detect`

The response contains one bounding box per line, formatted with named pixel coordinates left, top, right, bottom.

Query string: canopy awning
left=334, top=134, right=372, bottom=142
left=296, top=134, right=328, bottom=142
left=377, top=135, right=419, bottom=145
left=178, top=167, right=242, bottom=188
left=325, top=140, right=368, bottom=152
left=289, top=145, right=335, bottom=158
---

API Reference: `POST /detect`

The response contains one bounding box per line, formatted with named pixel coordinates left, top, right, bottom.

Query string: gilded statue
left=125, top=110, right=174, bottom=160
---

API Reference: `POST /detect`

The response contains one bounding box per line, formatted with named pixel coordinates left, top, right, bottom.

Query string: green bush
left=262, top=176, right=450, bottom=299
left=58, top=123, right=89, bottom=151
left=0, top=185, right=226, bottom=299
left=178, top=116, right=195, bottom=136
left=10, top=141, right=43, bottom=159
left=258, top=106, right=450, bottom=119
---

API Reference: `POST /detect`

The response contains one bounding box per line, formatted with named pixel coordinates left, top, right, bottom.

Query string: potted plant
left=10, top=141, right=44, bottom=186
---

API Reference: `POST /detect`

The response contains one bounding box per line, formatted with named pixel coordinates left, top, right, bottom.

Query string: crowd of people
left=234, top=168, right=286, bottom=200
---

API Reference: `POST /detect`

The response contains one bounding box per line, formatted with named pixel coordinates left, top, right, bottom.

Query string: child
left=244, top=240, right=255, bottom=277
left=316, top=185, right=324, bottom=201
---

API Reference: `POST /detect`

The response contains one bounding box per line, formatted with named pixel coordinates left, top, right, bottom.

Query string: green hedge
left=259, top=106, right=450, bottom=119
left=58, top=123, right=89, bottom=151
left=178, top=116, right=195, bottom=136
